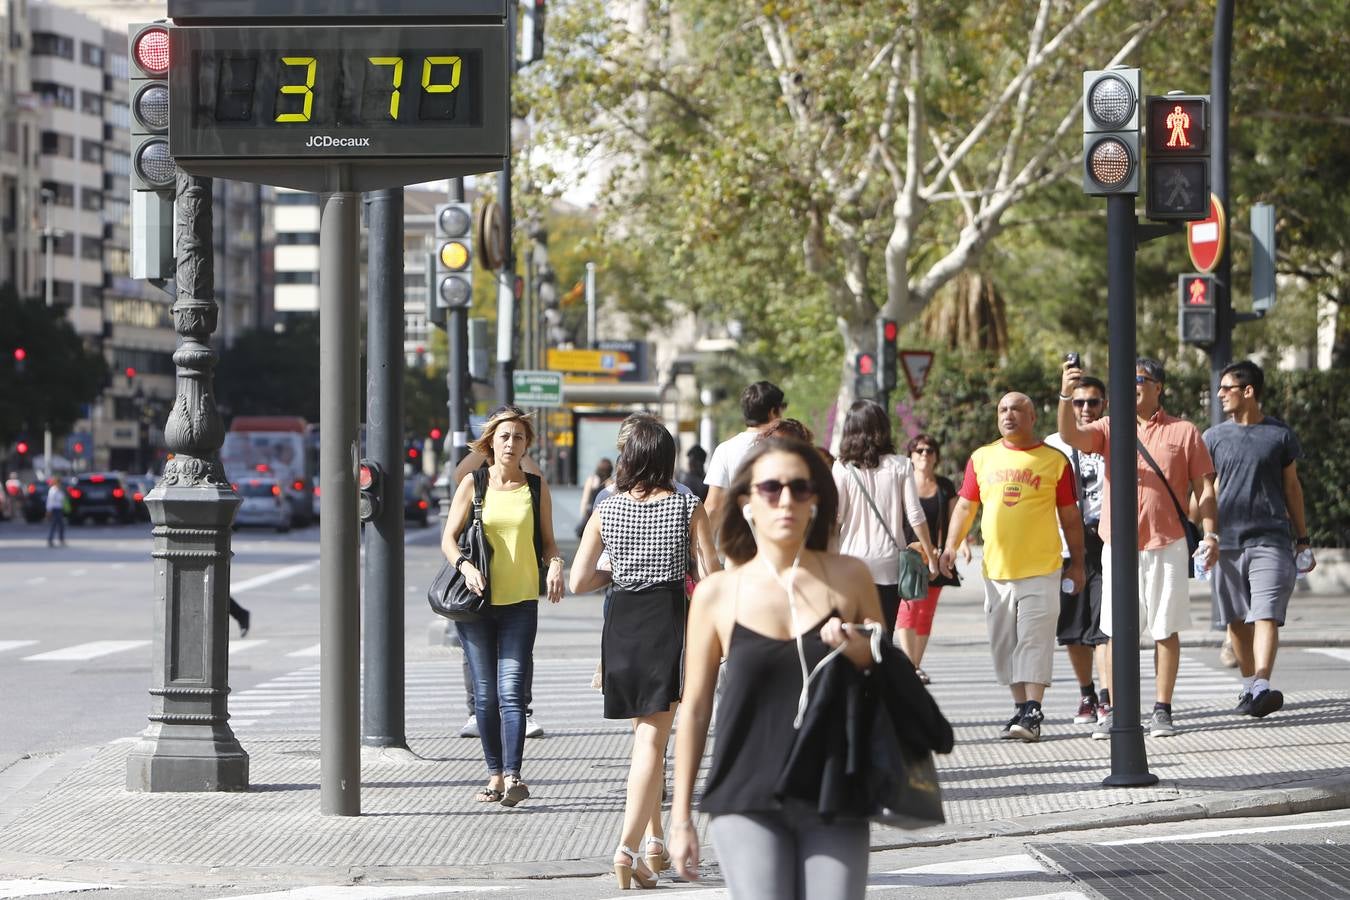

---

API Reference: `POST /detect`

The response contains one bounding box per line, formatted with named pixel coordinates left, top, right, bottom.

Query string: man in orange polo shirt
left=1056, top=358, right=1218, bottom=739
left=941, top=393, right=1085, bottom=743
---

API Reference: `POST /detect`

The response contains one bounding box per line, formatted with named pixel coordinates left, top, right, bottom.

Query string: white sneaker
left=524, top=716, right=545, bottom=738
left=458, top=716, right=479, bottom=738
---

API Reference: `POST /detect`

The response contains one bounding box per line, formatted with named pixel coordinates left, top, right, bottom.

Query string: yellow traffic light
left=440, top=241, right=470, bottom=271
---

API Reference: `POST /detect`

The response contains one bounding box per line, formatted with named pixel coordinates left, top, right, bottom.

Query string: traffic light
left=15, top=440, right=30, bottom=457
left=854, top=352, right=879, bottom=401
left=1178, top=274, right=1216, bottom=345
left=434, top=203, right=474, bottom=309
left=429, top=428, right=443, bottom=442
left=1145, top=94, right=1209, bottom=221
left=876, top=319, right=898, bottom=393
left=358, top=459, right=383, bottom=522
left=1082, top=68, right=1140, bottom=196
left=520, top=0, right=547, bottom=65
left=128, top=24, right=175, bottom=194
left=13, top=348, right=26, bottom=376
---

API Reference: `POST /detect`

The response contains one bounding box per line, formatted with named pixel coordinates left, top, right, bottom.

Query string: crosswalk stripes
left=0, top=641, right=38, bottom=654
left=207, top=888, right=506, bottom=899
left=21, top=640, right=149, bottom=662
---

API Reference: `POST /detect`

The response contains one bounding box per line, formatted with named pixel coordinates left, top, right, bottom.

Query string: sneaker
left=1074, top=695, right=1098, bottom=724
left=1219, top=640, right=1239, bottom=668
left=524, top=716, right=545, bottom=738
left=1092, top=710, right=1112, bottom=740
left=237, top=609, right=251, bottom=638
left=1248, top=688, right=1284, bottom=719
left=1009, top=707, right=1043, bottom=743
left=458, top=716, right=479, bottom=738
left=1235, top=690, right=1254, bottom=715
left=998, top=713, right=1021, bottom=740
left=1149, top=708, right=1177, bottom=737
left=1096, top=702, right=1112, bottom=726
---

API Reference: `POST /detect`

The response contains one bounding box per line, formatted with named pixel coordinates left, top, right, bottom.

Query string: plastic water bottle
left=1061, top=578, right=1076, bottom=594
left=1192, top=546, right=1210, bottom=581
left=1296, top=548, right=1314, bottom=579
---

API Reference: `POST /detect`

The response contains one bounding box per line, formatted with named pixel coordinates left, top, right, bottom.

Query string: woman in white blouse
left=832, top=399, right=938, bottom=636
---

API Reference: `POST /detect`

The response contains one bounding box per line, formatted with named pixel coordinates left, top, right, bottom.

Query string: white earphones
left=809, top=504, right=818, bottom=520
left=742, top=504, right=753, bottom=522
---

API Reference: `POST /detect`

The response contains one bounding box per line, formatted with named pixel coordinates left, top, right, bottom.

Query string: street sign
left=900, top=350, right=935, bottom=400
left=512, top=370, right=564, bottom=407
left=1186, top=193, right=1225, bottom=273
left=546, top=348, right=637, bottom=376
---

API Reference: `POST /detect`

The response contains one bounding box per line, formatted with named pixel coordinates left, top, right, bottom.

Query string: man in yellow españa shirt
left=940, top=393, right=1085, bottom=743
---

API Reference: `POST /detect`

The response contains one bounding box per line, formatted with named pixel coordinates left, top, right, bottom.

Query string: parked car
left=311, top=475, right=322, bottom=522
left=9, top=470, right=49, bottom=523
left=122, top=475, right=157, bottom=522
left=405, top=474, right=434, bottom=528
left=68, top=473, right=134, bottom=524
left=232, top=477, right=293, bottom=532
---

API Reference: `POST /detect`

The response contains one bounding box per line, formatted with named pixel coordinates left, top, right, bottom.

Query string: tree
left=0, top=283, right=107, bottom=447
left=214, top=317, right=321, bottom=423
left=525, top=0, right=1180, bottom=434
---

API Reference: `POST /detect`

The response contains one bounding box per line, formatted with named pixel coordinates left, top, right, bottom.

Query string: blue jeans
left=47, top=509, right=66, bottom=545
left=456, top=600, right=538, bottom=776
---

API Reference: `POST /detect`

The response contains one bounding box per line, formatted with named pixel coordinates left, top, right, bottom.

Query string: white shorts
left=1101, top=538, right=1192, bottom=642
left=982, top=572, right=1059, bottom=687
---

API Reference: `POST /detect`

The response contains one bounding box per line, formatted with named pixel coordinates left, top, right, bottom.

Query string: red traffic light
left=125, top=367, right=137, bottom=379
left=429, top=428, right=443, bottom=441
left=1179, top=274, right=1216, bottom=308
left=882, top=321, right=899, bottom=342
left=16, top=441, right=30, bottom=455
left=13, top=348, right=26, bottom=362
left=1147, top=97, right=1207, bottom=155
left=407, top=447, right=420, bottom=460
left=856, top=352, right=876, bottom=376
left=132, top=25, right=170, bottom=76
left=358, top=463, right=376, bottom=490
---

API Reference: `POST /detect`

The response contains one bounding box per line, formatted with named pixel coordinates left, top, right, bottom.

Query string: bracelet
left=548, top=556, right=565, bottom=567
left=1296, top=536, right=1310, bottom=545
left=455, top=558, right=470, bottom=572
left=1203, top=532, right=1220, bottom=541
left=1058, top=393, right=1072, bottom=401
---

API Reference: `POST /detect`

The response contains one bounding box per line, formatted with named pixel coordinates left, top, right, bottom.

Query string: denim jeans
left=47, top=509, right=66, bottom=545
left=456, top=600, right=538, bottom=775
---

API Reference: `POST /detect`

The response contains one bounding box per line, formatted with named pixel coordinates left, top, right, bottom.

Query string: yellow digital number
left=275, top=56, right=317, bottom=123
left=368, top=56, right=404, bottom=120
left=422, top=56, right=462, bottom=94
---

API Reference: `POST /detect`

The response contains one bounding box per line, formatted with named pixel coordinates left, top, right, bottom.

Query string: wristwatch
left=455, top=558, right=471, bottom=572
left=1203, top=532, right=1220, bottom=542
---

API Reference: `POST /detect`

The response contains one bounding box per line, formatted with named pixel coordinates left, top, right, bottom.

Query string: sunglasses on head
left=1071, top=398, right=1103, bottom=408
left=751, top=478, right=816, bottom=504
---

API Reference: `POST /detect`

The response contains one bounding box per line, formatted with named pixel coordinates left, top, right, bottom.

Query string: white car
left=233, top=477, right=293, bottom=532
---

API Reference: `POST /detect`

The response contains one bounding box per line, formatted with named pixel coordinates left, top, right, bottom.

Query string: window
left=81, top=42, right=104, bottom=67
left=80, top=91, right=103, bottom=116
left=40, top=181, right=75, bottom=207
left=50, top=232, right=75, bottom=256
left=276, top=231, right=319, bottom=245
left=41, top=130, right=74, bottom=158
left=32, top=81, right=75, bottom=110
left=82, top=190, right=104, bottom=212
left=32, top=32, right=74, bottom=60
left=106, top=149, right=130, bottom=178
left=105, top=198, right=130, bottom=229
left=80, top=139, right=103, bottom=164
left=276, top=191, right=318, bottom=206
left=106, top=247, right=131, bottom=277
left=275, top=270, right=317, bottom=285
left=108, top=100, right=129, bottom=129
left=81, top=236, right=103, bottom=261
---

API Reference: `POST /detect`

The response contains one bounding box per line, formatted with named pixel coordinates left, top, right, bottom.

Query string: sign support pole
left=1103, top=194, right=1157, bottom=788
left=447, top=177, right=471, bottom=467
left=362, top=187, right=408, bottom=754
left=319, top=186, right=362, bottom=816
left=1207, top=0, right=1233, bottom=428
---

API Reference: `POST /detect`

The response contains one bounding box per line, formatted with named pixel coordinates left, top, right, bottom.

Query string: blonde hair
left=469, top=406, right=535, bottom=461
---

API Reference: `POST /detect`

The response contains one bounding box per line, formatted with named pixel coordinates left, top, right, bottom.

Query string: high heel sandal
left=613, top=845, right=657, bottom=890
left=644, top=836, right=671, bottom=874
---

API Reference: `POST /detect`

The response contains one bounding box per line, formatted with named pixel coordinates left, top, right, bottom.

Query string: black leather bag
left=427, top=469, right=492, bottom=620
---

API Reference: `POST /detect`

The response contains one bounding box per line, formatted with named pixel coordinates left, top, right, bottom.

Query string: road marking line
left=24, top=577, right=47, bottom=585
left=232, top=560, right=320, bottom=595
left=228, top=639, right=269, bottom=654
left=0, top=880, right=119, bottom=897
left=22, top=640, right=150, bottom=662
left=1100, top=817, right=1350, bottom=845
left=288, top=643, right=322, bottom=657
left=881, top=853, right=1043, bottom=878
left=228, top=720, right=259, bottom=727
left=1306, top=647, right=1350, bottom=664
left=0, top=641, right=39, bottom=655
left=212, top=887, right=507, bottom=899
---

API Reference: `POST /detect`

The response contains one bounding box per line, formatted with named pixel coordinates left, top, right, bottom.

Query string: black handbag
left=427, top=469, right=492, bottom=620
left=1136, top=439, right=1203, bottom=577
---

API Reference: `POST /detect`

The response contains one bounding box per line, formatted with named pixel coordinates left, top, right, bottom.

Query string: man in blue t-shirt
left=1203, top=361, right=1315, bottom=720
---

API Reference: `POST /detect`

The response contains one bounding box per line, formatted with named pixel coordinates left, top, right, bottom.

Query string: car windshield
left=239, top=482, right=279, bottom=498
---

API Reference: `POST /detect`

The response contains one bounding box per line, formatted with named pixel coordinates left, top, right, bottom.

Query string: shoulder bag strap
left=847, top=464, right=901, bottom=554
left=525, top=472, right=543, bottom=562
left=1135, top=438, right=1190, bottom=530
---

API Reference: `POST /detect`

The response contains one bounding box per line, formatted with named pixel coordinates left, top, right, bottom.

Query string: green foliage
left=1260, top=369, right=1350, bottom=547
left=403, top=365, right=448, bottom=438
left=0, top=283, right=107, bottom=447
left=215, top=318, right=321, bottom=423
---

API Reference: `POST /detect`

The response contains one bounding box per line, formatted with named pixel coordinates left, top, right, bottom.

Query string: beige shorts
left=982, top=572, right=1059, bottom=687
left=1101, top=538, right=1192, bottom=641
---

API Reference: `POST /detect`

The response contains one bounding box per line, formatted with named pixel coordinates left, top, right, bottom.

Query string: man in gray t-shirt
left=1203, top=361, right=1315, bottom=721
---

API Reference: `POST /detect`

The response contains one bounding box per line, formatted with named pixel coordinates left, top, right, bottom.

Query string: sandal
left=475, top=787, right=504, bottom=803
left=500, top=776, right=530, bottom=807
left=613, top=844, right=656, bottom=889
left=644, top=835, right=672, bottom=873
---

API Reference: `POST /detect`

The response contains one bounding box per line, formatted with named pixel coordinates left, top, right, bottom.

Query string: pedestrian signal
left=358, top=459, right=383, bottom=522
left=1146, top=95, right=1209, bottom=221
left=854, top=352, right=878, bottom=401
left=876, top=319, right=898, bottom=393
left=1082, top=68, right=1140, bottom=196
left=1178, top=273, right=1217, bottom=345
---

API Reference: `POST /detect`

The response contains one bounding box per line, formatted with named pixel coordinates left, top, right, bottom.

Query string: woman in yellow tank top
left=442, top=406, right=565, bottom=807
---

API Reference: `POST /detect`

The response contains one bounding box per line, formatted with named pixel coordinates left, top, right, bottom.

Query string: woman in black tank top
left=669, top=438, right=884, bottom=900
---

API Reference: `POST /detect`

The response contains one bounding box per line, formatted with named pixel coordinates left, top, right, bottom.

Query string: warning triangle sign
left=900, top=350, right=935, bottom=399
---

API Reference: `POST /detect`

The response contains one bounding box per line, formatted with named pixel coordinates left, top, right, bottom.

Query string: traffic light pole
left=362, top=188, right=408, bottom=754
left=1207, top=0, right=1234, bottom=429
left=446, top=178, right=471, bottom=467
left=1103, top=194, right=1158, bottom=788
left=494, top=2, right=517, bottom=404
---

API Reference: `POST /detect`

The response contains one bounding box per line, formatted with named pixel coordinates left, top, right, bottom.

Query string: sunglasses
left=911, top=447, right=938, bottom=456
left=1217, top=383, right=1244, bottom=393
left=1071, top=398, right=1103, bottom=409
left=1135, top=375, right=1158, bottom=385
left=751, top=478, right=816, bottom=504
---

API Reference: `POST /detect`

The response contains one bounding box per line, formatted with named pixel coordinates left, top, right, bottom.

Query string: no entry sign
left=1186, top=193, right=1225, bottom=273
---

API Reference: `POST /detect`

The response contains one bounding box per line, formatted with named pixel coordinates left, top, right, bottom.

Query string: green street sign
left=512, top=370, right=563, bottom=408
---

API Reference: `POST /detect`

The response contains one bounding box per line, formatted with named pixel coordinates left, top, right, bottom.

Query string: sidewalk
left=1, top=575, right=1348, bottom=890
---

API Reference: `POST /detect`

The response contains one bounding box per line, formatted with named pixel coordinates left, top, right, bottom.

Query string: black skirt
left=602, top=580, right=687, bottom=719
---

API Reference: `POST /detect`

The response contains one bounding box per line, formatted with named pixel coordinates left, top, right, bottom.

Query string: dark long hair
left=837, top=399, right=895, bottom=469
left=718, top=437, right=838, bottom=566
left=613, top=418, right=676, bottom=494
